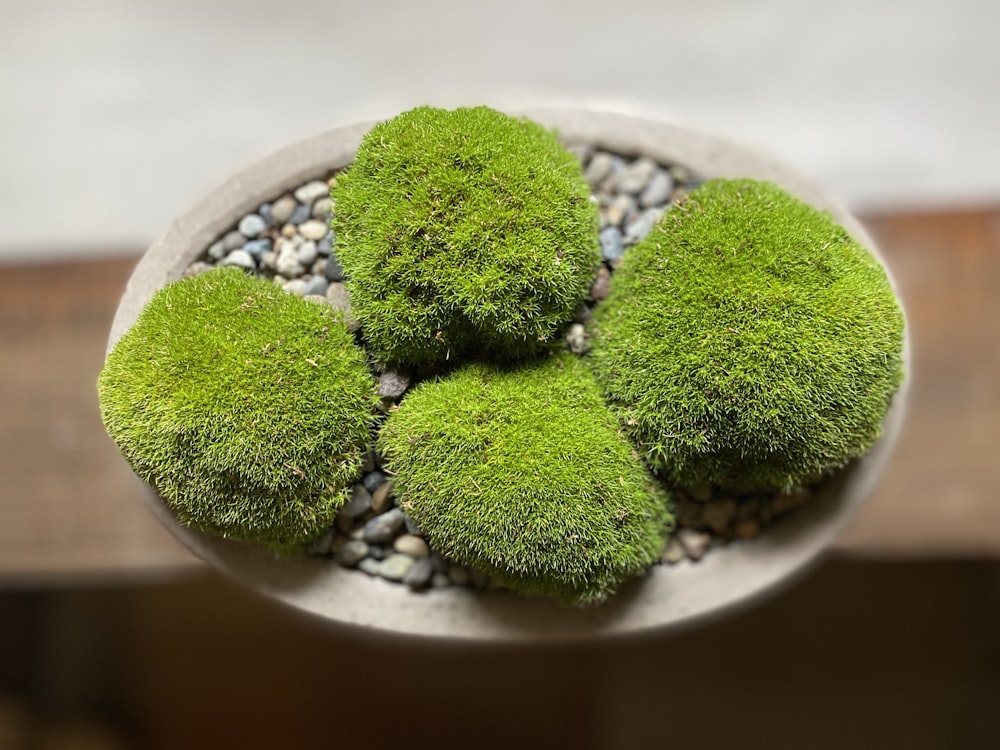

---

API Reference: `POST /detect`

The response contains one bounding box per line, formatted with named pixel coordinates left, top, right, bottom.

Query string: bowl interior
left=108, top=108, right=909, bottom=642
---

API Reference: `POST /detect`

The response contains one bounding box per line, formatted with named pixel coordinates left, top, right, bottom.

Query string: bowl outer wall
left=106, top=107, right=910, bottom=642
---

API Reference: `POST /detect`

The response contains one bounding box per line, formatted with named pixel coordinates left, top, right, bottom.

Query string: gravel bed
left=183, top=144, right=828, bottom=592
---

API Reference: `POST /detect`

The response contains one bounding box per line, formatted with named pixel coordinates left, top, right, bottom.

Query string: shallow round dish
left=107, top=107, right=909, bottom=642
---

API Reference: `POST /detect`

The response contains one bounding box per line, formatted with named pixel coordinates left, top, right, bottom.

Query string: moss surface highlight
left=333, top=105, right=599, bottom=368
left=379, top=353, right=672, bottom=603
left=590, top=178, right=905, bottom=492
left=98, top=268, right=378, bottom=553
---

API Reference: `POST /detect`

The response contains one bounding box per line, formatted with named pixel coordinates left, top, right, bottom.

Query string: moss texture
left=98, top=268, right=378, bottom=553
left=589, top=178, right=905, bottom=493
left=333, top=105, right=599, bottom=368
left=378, top=353, right=672, bottom=603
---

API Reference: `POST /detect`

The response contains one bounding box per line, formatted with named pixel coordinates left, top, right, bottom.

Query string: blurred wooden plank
left=0, top=258, right=200, bottom=582
left=0, top=207, right=998, bottom=580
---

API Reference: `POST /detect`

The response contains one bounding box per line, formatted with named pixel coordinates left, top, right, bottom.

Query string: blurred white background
left=2, top=0, right=998, bottom=261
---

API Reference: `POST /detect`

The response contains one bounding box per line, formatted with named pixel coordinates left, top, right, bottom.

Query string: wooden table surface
left=2, top=207, right=998, bottom=582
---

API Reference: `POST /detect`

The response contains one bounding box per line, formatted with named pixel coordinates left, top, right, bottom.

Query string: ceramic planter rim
left=107, top=106, right=910, bottom=643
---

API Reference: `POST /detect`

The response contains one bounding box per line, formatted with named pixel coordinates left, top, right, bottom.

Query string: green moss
left=333, top=106, right=599, bottom=368
left=589, top=179, right=905, bottom=493
left=98, top=268, right=378, bottom=553
left=378, top=353, right=672, bottom=603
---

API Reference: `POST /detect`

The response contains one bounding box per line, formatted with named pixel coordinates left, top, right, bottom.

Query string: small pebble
left=184, top=261, right=214, bottom=278
left=326, top=283, right=359, bottom=331
left=282, top=279, right=307, bottom=296
left=371, top=481, right=394, bottom=513
left=615, top=157, right=658, bottom=194
left=734, top=518, right=762, bottom=540
left=377, top=370, right=411, bottom=400
left=378, top=553, right=415, bottom=582
left=316, top=236, right=333, bottom=257
left=258, top=203, right=273, bottom=226
left=362, top=507, right=406, bottom=544
left=677, top=528, right=712, bottom=561
left=431, top=573, right=450, bottom=589
left=358, top=558, right=382, bottom=576
left=238, top=213, right=267, bottom=238
left=573, top=303, right=592, bottom=324
left=220, top=250, right=255, bottom=270
left=624, top=208, right=663, bottom=244
left=242, top=238, right=272, bottom=258
left=288, top=203, right=311, bottom=225
left=324, top=255, right=344, bottom=281
left=367, top=544, right=388, bottom=561
left=297, top=240, right=318, bottom=266
left=590, top=266, right=611, bottom=300
left=303, top=275, right=329, bottom=297
left=773, top=488, right=811, bottom=514
left=639, top=170, right=674, bottom=207
left=223, top=230, right=246, bottom=251
left=403, top=513, right=422, bottom=536
left=584, top=152, right=614, bottom=186
left=702, top=498, right=737, bottom=534
left=260, top=251, right=277, bottom=271
left=448, top=565, right=470, bottom=586
left=312, top=197, right=333, bottom=220
left=605, top=194, right=635, bottom=227
left=469, top=568, right=490, bottom=590
left=675, top=501, right=703, bottom=528
left=565, top=142, right=594, bottom=164
left=661, top=537, right=685, bottom=565
left=303, top=294, right=329, bottom=307
left=404, top=557, right=435, bottom=590
left=599, top=226, right=625, bottom=262
left=565, top=323, right=588, bottom=354
left=207, top=240, right=226, bottom=260
left=299, top=219, right=328, bottom=241
left=362, top=471, right=387, bottom=492
left=341, top=485, right=373, bottom=519
left=394, top=534, right=429, bottom=558
left=335, top=539, right=369, bottom=567
left=294, top=180, right=330, bottom=206
left=271, top=195, right=297, bottom=225
left=276, top=244, right=305, bottom=278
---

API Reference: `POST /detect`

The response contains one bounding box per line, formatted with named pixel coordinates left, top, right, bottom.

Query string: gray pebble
left=271, top=195, right=297, bottom=225
left=367, top=544, right=388, bottom=561
left=207, top=240, right=226, bottom=261
left=404, top=557, right=435, bottom=590
left=377, top=370, right=411, bottom=400
left=615, top=157, right=658, bottom=194
left=565, top=323, right=588, bottom=354
left=305, top=528, right=335, bottom=555
left=294, top=180, right=330, bottom=206
left=599, top=226, right=625, bottom=262
left=431, top=573, right=450, bottom=589
left=326, top=283, right=359, bottom=331
left=584, top=152, right=614, bottom=186
left=282, top=279, right=307, bottom=296
left=297, top=240, right=318, bottom=266
left=447, top=565, right=470, bottom=586
left=312, top=197, right=333, bottom=220
left=403, top=513, right=422, bottom=536
left=605, top=194, right=636, bottom=228
left=362, top=507, right=406, bottom=544
left=288, top=203, right=311, bottom=225
left=242, top=238, right=272, bottom=257
left=573, top=303, right=592, bottom=324
left=335, top=538, right=369, bottom=567
left=260, top=251, right=277, bottom=271
left=565, top=142, right=594, bottom=164
left=223, top=230, right=246, bottom=251
left=220, top=249, right=255, bottom=270
left=378, top=553, right=415, bottom=582
left=661, top=537, right=685, bottom=565
left=258, top=203, right=273, bottom=226
left=357, top=558, right=382, bottom=576
left=342, top=485, right=373, bottom=519
left=362, top=470, right=387, bottom=492
left=238, top=213, right=267, bottom=238
left=624, top=208, right=663, bottom=244
left=324, top=255, right=344, bottom=281
left=316, top=236, right=333, bottom=257
left=639, top=169, right=674, bottom=207
left=276, top=243, right=305, bottom=278
left=303, top=275, right=328, bottom=297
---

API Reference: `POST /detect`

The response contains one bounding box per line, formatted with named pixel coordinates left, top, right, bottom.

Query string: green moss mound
left=590, top=178, right=905, bottom=493
left=98, top=268, right=378, bottom=553
left=378, top=353, right=672, bottom=603
left=333, top=106, right=599, bottom=368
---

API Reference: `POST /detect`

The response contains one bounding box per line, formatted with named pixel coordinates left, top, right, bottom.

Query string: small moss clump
left=379, top=353, right=672, bottom=603
left=333, top=105, right=599, bottom=368
left=590, top=178, right=905, bottom=493
left=98, top=268, right=378, bottom=553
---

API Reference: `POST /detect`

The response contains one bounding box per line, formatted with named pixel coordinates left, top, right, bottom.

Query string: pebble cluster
left=185, top=143, right=823, bottom=591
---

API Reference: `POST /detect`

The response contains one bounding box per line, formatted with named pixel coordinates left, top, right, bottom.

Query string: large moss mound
left=333, top=105, right=599, bottom=368
left=378, top=353, right=672, bottom=603
left=98, top=268, right=378, bottom=553
left=589, top=178, right=905, bottom=493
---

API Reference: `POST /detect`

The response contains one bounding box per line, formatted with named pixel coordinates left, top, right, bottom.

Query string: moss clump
left=333, top=106, right=599, bottom=368
left=378, top=353, right=672, bottom=603
left=590, top=178, right=905, bottom=493
left=98, top=268, right=378, bottom=553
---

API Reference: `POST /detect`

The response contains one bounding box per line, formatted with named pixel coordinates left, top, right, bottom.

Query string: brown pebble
left=394, top=534, right=429, bottom=558
left=661, top=537, right=685, bottom=565
left=734, top=518, right=761, bottom=540
left=702, top=498, right=737, bottom=534
left=371, top=480, right=393, bottom=513
left=675, top=501, right=703, bottom=528
left=677, top=528, right=711, bottom=561
left=772, top=487, right=811, bottom=515
left=590, top=266, right=611, bottom=300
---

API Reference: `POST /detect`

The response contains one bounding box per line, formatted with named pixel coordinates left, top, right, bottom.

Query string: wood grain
left=0, top=207, right=997, bottom=579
